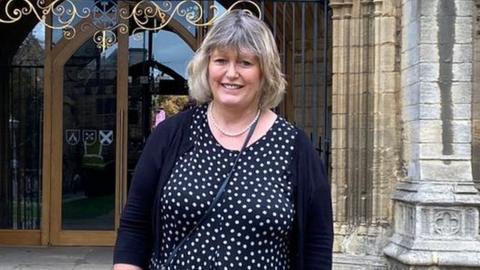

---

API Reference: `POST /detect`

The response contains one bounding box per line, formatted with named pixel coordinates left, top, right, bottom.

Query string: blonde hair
left=187, top=10, right=286, bottom=110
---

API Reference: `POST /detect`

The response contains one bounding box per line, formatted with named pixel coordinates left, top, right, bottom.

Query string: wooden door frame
left=48, top=22, right=114, bottom=246
left=38, top=0, right=202, bottom=246
left=115, top=1, right=129, bottom=232
left=44, top=3, right=198, bottom=246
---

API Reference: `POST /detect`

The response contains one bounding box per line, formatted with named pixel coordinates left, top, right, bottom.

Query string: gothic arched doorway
left=46, top=1, right=200, bottom=246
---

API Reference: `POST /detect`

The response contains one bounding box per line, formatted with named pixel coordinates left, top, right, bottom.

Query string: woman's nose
left=226, top=63, right=239, bottom=78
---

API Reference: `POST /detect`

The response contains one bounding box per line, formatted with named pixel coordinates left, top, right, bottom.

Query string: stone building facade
left=330, top=0, right=480, bottom=268
left=0, top=0, right=479, bottom=268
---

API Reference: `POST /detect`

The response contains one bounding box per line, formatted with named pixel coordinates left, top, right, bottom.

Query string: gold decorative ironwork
left=0, top=0, right=90, bottom=39
left=0, top=0, right=261, bottom=51
left=124, top=0, right=260, bottom=33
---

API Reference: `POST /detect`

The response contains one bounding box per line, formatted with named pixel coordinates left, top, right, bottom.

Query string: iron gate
left=0, top=65, right=43, bottom=230
left=258, top=0, right=331, bottom=176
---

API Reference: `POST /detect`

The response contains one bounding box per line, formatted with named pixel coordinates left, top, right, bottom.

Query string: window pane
left=62, top=40, right=117, bottom=230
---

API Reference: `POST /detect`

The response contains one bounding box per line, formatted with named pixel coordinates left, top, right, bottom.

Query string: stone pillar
left=472, top=1, right=480, bottom=187
left=330, top=0, right=401, bottom=268
left=330, top=0, right=352, bottom=253
left=384, top=0, right=480, bottom=268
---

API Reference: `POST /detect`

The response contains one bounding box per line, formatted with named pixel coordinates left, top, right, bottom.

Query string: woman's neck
left=210, top=101, right=260, bottom=129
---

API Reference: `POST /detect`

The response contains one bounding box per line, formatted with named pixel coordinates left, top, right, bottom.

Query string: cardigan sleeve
left=297, top=131, right=334, bottom=269
left=113, top=124, right=166, bottom=268
left=113, top=109, right=192, bottom=268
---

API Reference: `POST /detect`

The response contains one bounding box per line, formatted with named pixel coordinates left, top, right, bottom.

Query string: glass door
left=48, top=2, right=197, bottom=245
left=50, top=34, right=119, bottom=245
left=61, top=42, right=117, bottom=231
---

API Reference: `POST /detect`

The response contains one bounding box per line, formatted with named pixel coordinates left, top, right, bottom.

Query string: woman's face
left=208, top=48, right=262, bottom=110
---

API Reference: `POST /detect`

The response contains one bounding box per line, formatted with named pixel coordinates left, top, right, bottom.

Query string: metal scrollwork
left=1, top=0, right=90, bottom=40
left=90, top=0, right=128, bottom=50
left=0, top=0, right=261, bottom=51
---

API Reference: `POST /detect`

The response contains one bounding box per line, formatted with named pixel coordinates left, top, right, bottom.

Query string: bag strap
left=162, top=115, right=259, bottom=269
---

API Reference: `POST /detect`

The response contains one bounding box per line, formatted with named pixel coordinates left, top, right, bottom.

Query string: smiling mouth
left=221, top=83, right=243, bottom=89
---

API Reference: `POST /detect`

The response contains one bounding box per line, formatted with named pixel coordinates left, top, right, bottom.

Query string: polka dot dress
left=150, top=105, right=297, bottom=270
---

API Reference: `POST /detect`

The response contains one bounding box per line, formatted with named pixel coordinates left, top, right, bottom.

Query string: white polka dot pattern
left=149, top=106, right=297, bottom=270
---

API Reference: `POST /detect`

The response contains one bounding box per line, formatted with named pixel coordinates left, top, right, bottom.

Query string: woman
left=114, top=10, right=333, bottom=270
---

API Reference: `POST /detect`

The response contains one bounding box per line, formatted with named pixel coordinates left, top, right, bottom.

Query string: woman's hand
left=113, top=263, right=142, bottom=270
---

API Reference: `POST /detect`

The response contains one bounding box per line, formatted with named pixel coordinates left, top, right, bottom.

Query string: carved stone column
left=384, top=0, right=480, bottom=268
left=331, top=0, right=401, bottom=268
left=330, top=0, right=352, bottom=253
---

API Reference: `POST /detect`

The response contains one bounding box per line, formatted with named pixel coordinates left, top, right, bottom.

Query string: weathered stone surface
left=403, top=64, right=420, bottom=87
left=402, top=0, right=419, bottom=27
left=380, top=46, right=397, bottom=72
left=379, top=72, right=398, bottom=92
left=332, top=128, right=347, bottom=149
left=418, top=44, right=439, bottom=62
left=386, top=1, right=480, bottom=269
left=455, top=17, right=473, bottom=44
left=418, top=82, right=440, bottom=103
left=404, top=103, right=471, bottom=120
left=419, top=62, right=440, bottom=82
left=331, top=0, right=477, bottom=269
left=403, top=105, right=419, bottom=121
left=453, top=44, right=473, bottom=63
left=419, top=0, right=437, bottom=16
left=419, top=104, right=441, bottom=119
left=419, top=160, right=473, bottom=181
left=385, top=202, right=480, bottom=268
left=334, top=254, right=387, bottom=270
left=419, top=16, right=438, bottom=44
left=451, top=82, right=472, bottom=103
left=452, top=63, right=472, bottom=81
left=413, top=142, right=471, bottom=159
left=402, top=20, right=420, bottom=52
left=452, top=103, right=472, bottom=119
left=406, top=120, right=472, bottom=143
left=401, top=46, right=419, bottom=70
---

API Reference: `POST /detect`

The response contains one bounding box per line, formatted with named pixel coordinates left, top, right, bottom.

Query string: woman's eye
left=240, top=61, right=252, bottom=67
left=214, top=59, right=226, bottom=64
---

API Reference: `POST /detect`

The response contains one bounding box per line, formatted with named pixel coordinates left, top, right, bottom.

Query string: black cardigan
left=113, top=108, right=333, bottom=269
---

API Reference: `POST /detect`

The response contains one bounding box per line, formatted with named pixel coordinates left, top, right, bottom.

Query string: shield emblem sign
left=83, top=130, right=97, bottom=146
left=65, top=129, right=80, bottom=145
left=99, top=130, right=114, bottom=145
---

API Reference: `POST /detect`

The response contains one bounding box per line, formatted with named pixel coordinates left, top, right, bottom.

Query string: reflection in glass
left=62, top=39, right=117, bottom=230
left=127, top=29, right=193, bottom=189
left=0, top=23, right=44, bottom=230
left=129, top=30, right=193, bottom=78
left=52, top=0, right=102, bottom=44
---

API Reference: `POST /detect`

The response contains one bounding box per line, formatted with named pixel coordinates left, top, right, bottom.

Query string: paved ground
left=0, top=246, right=113, bottom=270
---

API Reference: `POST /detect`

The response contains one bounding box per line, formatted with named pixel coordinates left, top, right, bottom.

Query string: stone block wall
left=385, top=0, right=480, bottom=268
left=330, top=0, right=401, bottom=267
left=330, top=0, right=480, bottom=268
left=473, top=1, right=480, bottom=187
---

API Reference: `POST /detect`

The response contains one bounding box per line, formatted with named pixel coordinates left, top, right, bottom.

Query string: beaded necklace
left=207, top=102, right=261, bottom=137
